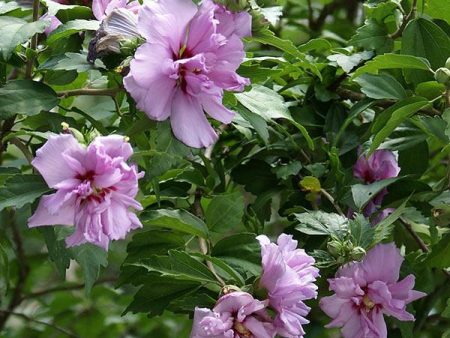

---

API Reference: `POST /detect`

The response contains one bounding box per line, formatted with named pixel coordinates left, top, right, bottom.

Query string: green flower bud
left=327, top=240, right=342, bottom=257
left=350, top=246, right=366, bottom=261
left=434, top=67, right=450, bottom=86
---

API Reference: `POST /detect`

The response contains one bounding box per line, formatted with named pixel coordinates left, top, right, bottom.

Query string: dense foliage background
left=1, top=0, right=450, bottom=337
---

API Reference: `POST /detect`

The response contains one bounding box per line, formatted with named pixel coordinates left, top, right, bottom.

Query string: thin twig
left=389, top=0, right=418, bottom=39
left=25, top=0, right=40, bottom=78
left=0, top=210, right=30, bottom=330
left=57, top=88, right=121, bottom=98
left=193, top=191, right=226, bottom=287
left=9, top=138, right=33, bottom=164
left=22, top=277, right=117, bottom=300
left=400, top=217, right=450, bottom=280
left=320, top=188, right=345, bottom=216
left=0, top=117, right=16, bottom=165
left=0, top=310, right=79, bottom=338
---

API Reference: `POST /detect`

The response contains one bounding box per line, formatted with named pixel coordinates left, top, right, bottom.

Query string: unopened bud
left=350, top=246, right=366, bottom=261
left=221, top=285, right=241, bottom=295
left=435, top=67, right=450, bottom=86
left=327, top=240, right=341, bottom=257
left=445, top=57, right=450, bottom=69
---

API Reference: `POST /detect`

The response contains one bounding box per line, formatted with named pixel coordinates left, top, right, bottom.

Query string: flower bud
left=350, top=246, right=366, bottom=261
left=445, top=57, right=450, bottom=69
left=434, top=67, right=450, bottom=86
left=327, top=240, right=342, bottom=257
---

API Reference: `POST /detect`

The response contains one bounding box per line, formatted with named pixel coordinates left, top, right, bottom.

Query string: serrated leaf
left=205, top=192, right=244, bottom=232
left=141, top=209, right=209, bottom=238
left=350, top=19, right=392, bottom=52
left=39, top=52, right=98, bottom=73
left=0, top=16, right=48, bottom=60
left=71, top=244, right=108, bottom=295
left=131, top=250, right=218, bottom=284
left=426, top=233, right=450, bottom=268
left=191, top=253, right=245, bottom=286
left=0, top=175, right=51, bottom=211
left=373, top=198, right=409, bottom=244
left=294, top=211, right=348, bottom=236
left=0, top=80, right=59, bottom=119
left=349, top=214, right=374, bottom=249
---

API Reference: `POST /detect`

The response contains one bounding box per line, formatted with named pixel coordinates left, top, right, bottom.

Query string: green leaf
left=0, top=16, right=48, bottom=60
left=205, top=192, right=244, bottom=232
left=294, top=211, right=348, bottom=236
left=39, top=227, right=71, bottom=278
left=369, top=98, right=430, bottom=154
left=130, top=250, right=217, bottom=284
left=250, top=28, right=303, bottom=57
left=43, top=0, right=92, bottom=18
left=125, top=230, right=185, bottom=263
left=350, top=19, right=392, bottom=52
left=354, top=73, right=407, bottom=100
left=348, top=214, right=374, bottom=249
left=0, top=175, right=51, bottom=211
left=425, top=0, right=450, bottom=24
left=0, top=80, right=59, bottom=119
left=191, top=253, right=245, bottom=286
left=372, top=198, right=409, bottom=244
left=234, top=105, right=269, bottom=144
left=212, top=233, right=261, bottom=277
left=298, top=38, right=332, bottom=52
left=235, top=85, right=314, bottom=149
left=141, top=209, right=209, bottom=238
left=125, top=276, right=199, bottom=315
left=402, top=18, right=450, bottom=83
left=328, top=51, right=373, bottom=73
left=39, top=52, right=98, bottom=73
left=351, top=177, right=401, bottom=210
left=71, top=244, right=108, bottom=295
left=426, top=233, right=450, bottom=268
left=352, top=54, right=432, bottom=79
left=47, top=20, right=100, bottom=44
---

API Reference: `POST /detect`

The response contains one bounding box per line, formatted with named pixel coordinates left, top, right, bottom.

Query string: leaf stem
left=25, top=0, right=40, bottom=79
left=0, top=310, right=79, bottom=338
left=57, top=88, right=121, bottom=98
left=193, top=190, right=226, bottom=287
left=389, top=0, right=417, bottom=39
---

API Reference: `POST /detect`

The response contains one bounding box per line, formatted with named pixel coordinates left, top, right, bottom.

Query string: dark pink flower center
left=75, top=170, right=116, bottom=202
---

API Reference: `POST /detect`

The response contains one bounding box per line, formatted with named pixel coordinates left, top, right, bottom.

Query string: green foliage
left=1, top=0, right=450, bottom=336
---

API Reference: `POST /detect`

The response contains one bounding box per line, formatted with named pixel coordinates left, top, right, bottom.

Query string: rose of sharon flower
left=320, top=243, right=426, bottom=338
left=124, top=0, right=251, bottom=148
left=41, top=13, right=62, bottom=35
left=352, top=149, right=400, bottom=220
left=28, top=134, right=144, bottom=250
left=257, top=234, right=319, bottom=338
left=190, top=291, right=276, bottom=338
left=353, top=149, right=400, bottom=184
left=92, top=0, right=140, bottom=20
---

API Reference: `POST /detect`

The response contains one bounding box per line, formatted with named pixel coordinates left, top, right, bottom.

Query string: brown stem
left=336, top=87, right=442, bottom=116
left=389, top=0, right=418, bottom=39
left=400, top=217, right=450, bottom=280
left=57, top=88, right=121, bottom=98
left=25, top=0, right=40, bottom=78
left=320, top=188, right=345, bottom=216
left=193, top=191, right=226, bottom=287
left=9, top=138, right=33, bottom=164
left=0, top=310, right=79, bottom=338
left=0, top=116, right=16, bottom=164
left=22, top=277, right=117, bottom=300
left=0, top=210, right=30, bottom=330
left=308, top=0, right=341, bottom=31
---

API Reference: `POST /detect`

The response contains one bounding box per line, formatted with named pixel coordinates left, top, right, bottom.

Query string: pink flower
left=320, top=243, right=426, bottom=338
left=124, top=0, right=251, bottom=148
left=28, top=134, right=144, bottom=250
left=353, top=149, right=400, bottom=184
left=257, top=234, right=319, bottom=338
left=190, top=291, right=275, bottom=338
left=92, top=0, right=140, bottom=20
left=41, top=13, right=62, bottom=35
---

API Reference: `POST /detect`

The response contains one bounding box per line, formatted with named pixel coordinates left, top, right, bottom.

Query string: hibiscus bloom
left=124, top=0, right=251, bottom=148
left=28, top=134, right=144, bottom=250
left=257, top=234, right=319, bottom=338
left=190, top=291, right=275, bottom=338
left=320, top=243, right=426, bottom=338
left=92, top=0, right=140, bottom=21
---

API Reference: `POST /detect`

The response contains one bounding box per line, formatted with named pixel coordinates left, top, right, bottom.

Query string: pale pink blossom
left=320, top=243, right=426, bottom=338
left=28, top=134, right=144, bottom=250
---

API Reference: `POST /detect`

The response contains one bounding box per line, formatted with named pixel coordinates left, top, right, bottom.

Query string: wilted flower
left=257, top=234, right=319, bottom=338
left=124, top=0, right=251, bottom=148
left=190, top=291, right=275, bottom=338
left=320, top=243, right=426, bottom=338
left=28, top=134, right=144, bottom=250
left=92, top=0, right=140, bottom=21
left=88, top=8, right=141, bottom=63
